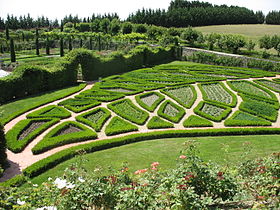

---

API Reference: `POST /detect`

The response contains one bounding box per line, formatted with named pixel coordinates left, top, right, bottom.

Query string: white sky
left=0, top=0, right=279, bottom=21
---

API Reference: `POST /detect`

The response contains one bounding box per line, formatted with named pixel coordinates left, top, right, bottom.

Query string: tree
left=180, top=27, right=199, bottom=45
left=46, top=36, right=50, bottom=55
left=259, top=35, right=272, bottom=50
left=60, top=21, right=64, bottom=57
left=100, top=18, right=110, bottom=33
left=35, top=28, right=40, bottom=56
left=5, top=26, right=10, bottom=40
left=110, top=19, right=121, bottom=35
left=10, top=38, right=16, bottom=62
left=246, top=40, right=256, bottom=52
left=122, top=22, right=133, bottom=34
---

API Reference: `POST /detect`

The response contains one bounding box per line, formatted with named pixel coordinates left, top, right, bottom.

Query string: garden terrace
left=1, top=61, right=280, bottom=187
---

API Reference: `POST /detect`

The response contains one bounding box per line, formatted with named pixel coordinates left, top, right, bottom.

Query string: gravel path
left=1, top=76, right=280, bottom=182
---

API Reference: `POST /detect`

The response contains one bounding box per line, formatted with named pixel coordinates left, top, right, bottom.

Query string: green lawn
left=0, top=83, right=86, bottom=125
left=27, top=135, right=280, bottom=185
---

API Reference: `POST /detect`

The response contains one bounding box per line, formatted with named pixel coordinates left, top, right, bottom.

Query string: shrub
left=6, top=118, right=60, bottom=153
left=105, top=116, right=138, bottom=136
left=107, top=99, right=149, bottom=125
left=183, top=115, right=213, bottom=128
left=27, top=105, right=71, bottom=119
left=58, top=98, right=101, bottom=113
left=76, top=107, right=111, bottom=132
left=0, top=123, right=7, bottom=176
left=135, top=92, right=165, bottom=112
left=157, top=100, right=185, bottom=123
left=224, top=111, right=272, bottom=126
left=194, top=101, right=231, bottom=122
left=239, top=99, right=278, bottom=122
left=77, top=90, right=125, bottom=102
left=32, top=121, right=97, bottom=154
left=147, top=116, right=174, bottom=129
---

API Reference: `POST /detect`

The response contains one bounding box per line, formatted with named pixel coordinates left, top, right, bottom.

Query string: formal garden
left=0, top=0, right=280, bottom=209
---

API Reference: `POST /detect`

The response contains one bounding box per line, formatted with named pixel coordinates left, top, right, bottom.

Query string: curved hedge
left=0, top=123, right=7, bottom=176
left=22, top=127, right=280, bottom=179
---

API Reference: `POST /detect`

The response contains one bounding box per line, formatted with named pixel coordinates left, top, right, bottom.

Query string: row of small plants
left=160, top=85, right=197, bottom=109
left=199, top=82, right=237, bottom=107
left=58, top=98, right=101, bottom=113
left=255, top=79, right=280, bottom=93
left=1, top=141, right=279, bottom=209
left=194, top=101, right=232, bottom=122
left=107, top=99, right=149, bottom=125
left=135, top=92, right=165, bottom=112
left=157, top=100, right=186, bottom=123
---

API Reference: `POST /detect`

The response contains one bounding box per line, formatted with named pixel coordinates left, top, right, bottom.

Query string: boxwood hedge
left=147, top=116, right=174, bottom=129
left=58, top=98, right=101, bottom=113
left=183, top=115, right=213, bottom=128
left=224, top=111, right=272, bottom=126
left=5, top=118, right=60, bottom=153
left=31, top=121, right=97, bottom=154
left=135, top=92, right=165, bottom=112
left=27, top=105, right=71, bottom=119
left=0, top=123, right=7, bottom=176
left=105, top=116, right=138, bottom=136
left=157, top=100, right=186, bottom=123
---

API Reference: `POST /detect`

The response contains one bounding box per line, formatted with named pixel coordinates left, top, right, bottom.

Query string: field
left=195, top=24, right=280, bottom=41
left=1, top=60, right=280, bottom=187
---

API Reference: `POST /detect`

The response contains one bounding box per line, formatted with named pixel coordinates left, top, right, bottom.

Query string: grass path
left=1, top=75, right=280, bottom=182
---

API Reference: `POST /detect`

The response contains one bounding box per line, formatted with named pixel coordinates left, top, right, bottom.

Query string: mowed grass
left=0, top=83, right=86, bottom=125
left=195, top=24, right=280, bottom=41
left=27, top=135, right=280, bottom=185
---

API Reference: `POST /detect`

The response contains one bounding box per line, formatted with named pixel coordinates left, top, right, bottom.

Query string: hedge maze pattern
left=5, top=61, right=280, bottom=155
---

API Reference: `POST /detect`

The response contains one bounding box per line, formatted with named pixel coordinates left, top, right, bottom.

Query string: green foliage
left=32, top=121, right=97, bottom=154
left=27, top=105, right=71, bottom=119
left=76, top=107, right=111, bottom=132
left=194, top=101, right=231, bottom=122
left=199, top=82, right=237, bottom=107
left=5, top=118, right=60, bottom=153
left=122, top=22, right=133, bottom=34
left=147, top=116, right=174, bottom=129
left=135, top=92, right=165, bottom=112
left=108, top=99, right=149, bottom=125
left=239, top=99, right=278, bottom=122
left=160, top=85, right=196, bottom=109
left=255, top=79, right=280, bottom=93
left=183, top=115, right=213, bottom=128
left=10, top=38, right=16, bottom=62
left=227, top=80, right=277, bottom=102
left=180, top=27, right=200, bottom=45
left=266, top=11, right=280, bottom=24
left=224, top=111, right=272, bottom=127
left=157, top=100, right=185, bottom=123
left=0, top=123, right=7, bottom=175
left=58, top=98, right=101, bottom=113
left=105, top=116, right=138, bottom=136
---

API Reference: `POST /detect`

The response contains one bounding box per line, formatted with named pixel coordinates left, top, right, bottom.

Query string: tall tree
left=10, top=38, right=16, bottom=62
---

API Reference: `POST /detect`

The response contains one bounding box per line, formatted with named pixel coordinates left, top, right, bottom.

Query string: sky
left=0, top=0, right=279, bottom=21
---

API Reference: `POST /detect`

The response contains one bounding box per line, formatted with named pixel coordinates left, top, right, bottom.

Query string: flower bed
left=199, top=82, right=237, bottom=107
left=194, top=101, right=231, bottom=122
left=224, top=111, right=272, bottom=126
left=6, top=118, right=60, bottom=153
left=135, top=92, right=165, bottom=112
left=157, top=100, right=185, bottom=123
left=32, top=121, right=97, bottom=154
left=255, top=79, right=280, bottom=93
left=160, top=85, right=196, bottom=109
left=107, top=99, right=149, bottom=125
left=76, top=107, right=111, bottom=132
left=58, top=98, right=101, bottom=113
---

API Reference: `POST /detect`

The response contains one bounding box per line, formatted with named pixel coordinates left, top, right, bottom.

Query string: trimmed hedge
left=160, top=85, right=197, bottom=109
left=198, top=82, right=237, bottom=107
left=32, top=121, right=97, bottom=154
left=254, top=79, right=280, bottom=93
left=135, top=92, right=165, bottom=112
left=239, top=99, right=278, bottom=122
left=0, top=123, right=7, bottom=176
left=224, top=111, right=272, bottom=127
left=76, top=107, right=111, bottom=132
left=157, top=100, right=186, bottom=123
left=107, top=99, right=149, bottom=125
left=147, top=116, right=174, bottom=129
left=194, top=101, right=232, bottom=122
left=5, top=118, right=60, bottom=153
left=0, top=61, right=78, bottom=104
left=22, top=127, right=280, bottom=179
left=77, top=90, right=125, bottom=102
left=227, top=80, right=278, bottom=102
left=58, top=98, right=101, bottom=113
left=105, top=116, right=138, bottom=136
left=183, top=115, right=213, bottom=128
left=26, top=105, right=71, bottom=119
